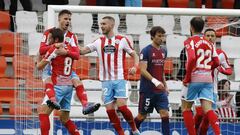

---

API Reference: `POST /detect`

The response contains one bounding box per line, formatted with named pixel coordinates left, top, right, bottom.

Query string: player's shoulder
left=141, top=44, right=152, bottom=53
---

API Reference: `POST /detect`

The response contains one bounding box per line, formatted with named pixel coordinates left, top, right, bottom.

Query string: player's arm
left=128, top=51, right=139, bottom=75
left=37, top=46, right=57, bottom=70
left=37, top=59, right=49, bottom=70
left=217, top=51, right=232, bottom=75
left=80, top=39, right=99, bottom=55
left=183, top=42, right=196, bottom=85
left=39, top=31, right=52, bottom=55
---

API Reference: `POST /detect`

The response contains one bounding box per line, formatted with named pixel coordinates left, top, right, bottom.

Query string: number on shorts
left=196, top=49, right=212, bottom=69
left=64, top=57, right=72, bottom=75
left=145, top=98, right=150, bottom=106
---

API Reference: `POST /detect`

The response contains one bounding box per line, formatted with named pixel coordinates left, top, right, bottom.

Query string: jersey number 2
left=196, top=49, right=212, bottom=69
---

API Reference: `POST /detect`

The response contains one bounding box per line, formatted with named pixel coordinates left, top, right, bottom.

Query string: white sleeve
left=86, top=39, right=100, bottom=52
left=219, top=53, right=231, bottom=68
left=122, top=37, right=134, bottom=54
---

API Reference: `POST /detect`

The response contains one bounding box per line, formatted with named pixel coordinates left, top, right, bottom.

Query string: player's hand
left=54, top=43, right=64, bottom=48
left=55, top=48, right=68, bottom=55
left=183, top=82, right=189, bottom=87
left=128, top=66, right=137, bottom=75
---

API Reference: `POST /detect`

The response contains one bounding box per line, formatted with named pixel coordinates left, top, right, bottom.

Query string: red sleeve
left=67, top=46, right=80, bottom=60
left=39, top=30, right=52, bottom=55
left=218, top=66, right=232, bottom=75
left=183, top=45, right=196, bottom=84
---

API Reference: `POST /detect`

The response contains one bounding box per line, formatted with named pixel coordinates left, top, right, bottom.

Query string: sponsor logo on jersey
left=103, top=45, right=116, bottom=54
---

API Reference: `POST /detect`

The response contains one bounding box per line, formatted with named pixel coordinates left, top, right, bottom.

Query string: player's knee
left=59, top=116, right=69, bottom=124
left=136, top=113, right=147, bottom=121
left=159, top=110, right=169, bottom=118
left=37, top=105, right=51, bottom=115
left=44, top=77, right=53, bottom=84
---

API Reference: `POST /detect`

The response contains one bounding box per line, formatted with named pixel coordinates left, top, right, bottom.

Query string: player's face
left=152, top=32, right=165, bottom=46
left=204, top=31, right=216, bottom=44
left=100, top=19, right=114, bottom=35
left=58, top=13, right=71, bottom=31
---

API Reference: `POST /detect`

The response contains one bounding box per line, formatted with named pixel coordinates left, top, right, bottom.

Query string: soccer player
left=194, top=28, right=233, bottom=134
left=132, top=26, right=170, bottom=135
left=37, top=28, right=80, bottom=135
left=80, top=16, right=140, bottom=135
left=39, top=9, right=100, bottom=114
left=181, top=17, right=220, bottom=135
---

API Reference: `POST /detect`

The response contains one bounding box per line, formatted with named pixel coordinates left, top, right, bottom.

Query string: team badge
left=115, top=39, right=120, bottom=44
left=140, top=53, right=143, bottom=60
left=65, top=37, right=71, bottom=43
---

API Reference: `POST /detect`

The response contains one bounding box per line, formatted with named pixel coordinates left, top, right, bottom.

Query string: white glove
left=151, top=78, right=163, bottom=87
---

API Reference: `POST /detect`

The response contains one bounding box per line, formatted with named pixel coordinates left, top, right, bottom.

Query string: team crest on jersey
left=65, top=37, right=71, bottom=43
left=115, top=39, right=120, bottom=44
left=103, top=45, right=116, bottom=54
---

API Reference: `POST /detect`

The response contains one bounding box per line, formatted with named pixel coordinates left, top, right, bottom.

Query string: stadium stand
left=15, top=11, right=38, bottom=33
left=13, top=55, right=35, bottom=79
left=152, top=15, right=175, bottom=35
left=28, top=32, right=42, bottom=56
left=139, top=33, right=151, bottom=51
left=222, top=0, right=235, bottom=9
left=124, top=57, right=141, bottom=81
left=126, top=14, right=148, bottom=34
left=0, top=11, right=10, bottom=31
left=0, top=56, right=7, bottom=77
left=221, top=35, right=240, bottom=59
left=72, top=13, right=93, bottom=34
left=180, top=16, right=194, bottom=35
left=142, top=0, right=163, bottom=7
left=0, top=32, right=23, bottom=56
left=166, top=34, right=187, bottom=58
left=168, top=0, right=189, bottom=8
left=72, top=56, right=91, bottom=80
left=234, top=59, right=240, bottom=81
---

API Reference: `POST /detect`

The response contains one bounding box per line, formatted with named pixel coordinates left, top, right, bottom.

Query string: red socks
left=199, top=115, right=209, bottom=135
left=206, top=110, right=221, bottom=135
left=118, top=105, right=137, bottom=132
left=106, top=109, right=125, bottom=135
left=45, top=83, right=56, bottom=101
left=39, top=114, right=50, bottom=135
left=65, top=120, right=80, bottom=135
left=183, top=110, right=196, bottom=135
left=194, top=106, right=203, bottom=133
left=75, top=85, right=88, bottom=107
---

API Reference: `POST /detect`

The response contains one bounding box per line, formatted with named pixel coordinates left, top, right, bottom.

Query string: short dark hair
left=49, top=28, right=64, bottom=42
left=150, top=26, right=165, bottom=40
left=190, top=17, right=204, bottom=33
left=58, top=9, right=72, bottom=18
left=204, top=28, right=216, bottom=35
left=102, top=16, right=115, bottom=23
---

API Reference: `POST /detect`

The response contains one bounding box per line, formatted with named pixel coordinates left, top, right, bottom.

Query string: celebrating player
left=194, top=28, right=233, bottom=134
left=80, top=16, right=140, bottom=135
left=132, top=26, right=170, bottom=135
left=181, top=17, right=221, bottom=135
left=38, top=9, right=100, bottom=114
left=37, top=28, right=80, bottom=135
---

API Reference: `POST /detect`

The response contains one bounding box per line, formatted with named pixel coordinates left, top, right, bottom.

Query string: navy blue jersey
left=139, top=44, right=167, bottom=94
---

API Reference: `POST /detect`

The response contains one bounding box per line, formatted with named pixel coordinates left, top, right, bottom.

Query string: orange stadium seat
left=0, top=102, right=2, bottom=115
left=164, top=58, right=174, bottom=76
left=205, top=0, right=213, bottom=8
left=222, top=0, right=234, bottom=9
left=72, top=56, right=90, bottom=80
left=0, top=56, right=7, bottom=77
left=26, top=90, right=44, bottom=104
left=13, top=55, right=35, bottom=79
left=168, top=0, right=189, bottom=8
left=0, top=78, right=15, bottom=88
left=0, top=32, right=23, bottom=56
left=86, top=0, right=96, bottom=5
left=0, top=90, right=15, bottom=103
left=143, top=0, right=163, bottom=7
left=195, top=0, right=202, bottom=8
left=0, top=11, right=10, bottom=30
left=9, top=100, right=32, bottom=115
left=124, top=57, right=141, bottom=81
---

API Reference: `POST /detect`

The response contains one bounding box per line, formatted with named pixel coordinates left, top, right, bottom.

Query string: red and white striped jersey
left=183, top=35, right=219, bottom=83
left=39, top=27, right=78, bottom=55
left=213, top=48, right=232, bottom=94
left=216, top=106, right=236, bottom=122
left=86, top=35, right=134, bottom=81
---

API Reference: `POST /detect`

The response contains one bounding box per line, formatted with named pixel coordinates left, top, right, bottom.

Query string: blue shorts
left=138, top=91, right=169, bottom=114
left=55, top=85, right=73, bottom=111
left=187, top=82, right=214, bottom=103
left=195, top=93, right=217, bottom=109
left=42, top=64, right=79, bottom=81
left=102, top=80, right=128, bottom=105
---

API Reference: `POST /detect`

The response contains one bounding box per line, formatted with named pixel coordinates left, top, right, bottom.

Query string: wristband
left=151, top=78, right=161, bottom=87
